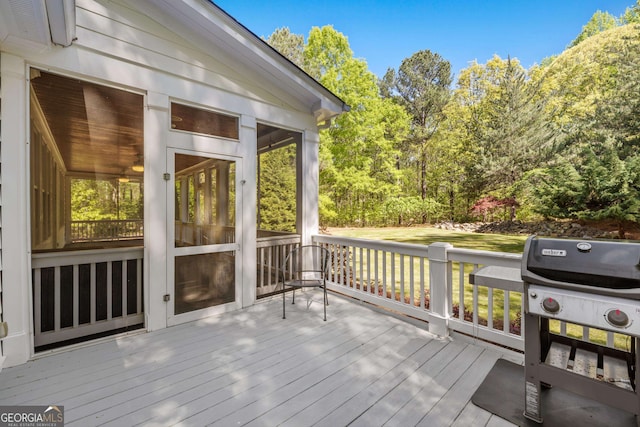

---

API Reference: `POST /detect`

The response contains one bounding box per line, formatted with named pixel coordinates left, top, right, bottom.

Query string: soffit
left=123, top=0, right=348, bottom=123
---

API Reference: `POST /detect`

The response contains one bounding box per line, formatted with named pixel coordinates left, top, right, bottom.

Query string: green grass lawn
left=327, top=226, right=628, bottom=350
left=326, top=226, right=528, bottom=253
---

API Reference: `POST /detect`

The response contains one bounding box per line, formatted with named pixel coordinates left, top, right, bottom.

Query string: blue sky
left=214, top=0, right=634, bottom=80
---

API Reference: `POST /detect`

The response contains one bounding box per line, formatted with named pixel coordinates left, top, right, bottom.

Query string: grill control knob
left=606, top=309, right=630, bottom=328
left=542, top=297, right=560, bottom=313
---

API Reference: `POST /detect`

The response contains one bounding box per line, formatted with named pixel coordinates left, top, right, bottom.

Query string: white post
left=145, top=91, right=168, bottom=331
left=240, top=115, right=257, bottom=308
left=298, top=129, right=319, bottom=246
left=1, top=53, right=32, bottom=367
left=428, top=242, right=452, bottom=337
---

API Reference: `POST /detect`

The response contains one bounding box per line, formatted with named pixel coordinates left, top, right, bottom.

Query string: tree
left=258, top=145, right=297, bottom=232
left=569, top=10, right=618, bottom=48
left=265, top=27, right=304, bottom=68
left=478, top=58, right=556, bottom=200
left=380, top=50, right=452, bottom=215
left=447, top=56, right=556, bottom=220
left=621, top=1, right=640, bottom=24
left=302, top=26, right=410, bottom=226
left=531, top=27, right=640, bottom=236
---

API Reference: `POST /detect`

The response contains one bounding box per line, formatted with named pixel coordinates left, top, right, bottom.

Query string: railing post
left=428, top=242, right=452, bottom=337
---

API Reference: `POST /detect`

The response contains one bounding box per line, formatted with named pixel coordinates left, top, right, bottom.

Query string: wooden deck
left=0, top=291, right=520, bottom=426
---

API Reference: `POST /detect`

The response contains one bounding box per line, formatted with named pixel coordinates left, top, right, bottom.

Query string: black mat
left=472, top=359, right=637, bottom=426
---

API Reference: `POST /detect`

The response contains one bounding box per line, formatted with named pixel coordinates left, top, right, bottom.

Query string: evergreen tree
left=569, top=10, right=618, bottom=48
left=478, top=58, right=556, bottom=201
left=265, top=27, right=305, bottom=68
left=380, top=50, right=452, bottom=208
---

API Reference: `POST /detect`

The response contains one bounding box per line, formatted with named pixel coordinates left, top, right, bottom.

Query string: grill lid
left=521, top=236, right=640, bottom=296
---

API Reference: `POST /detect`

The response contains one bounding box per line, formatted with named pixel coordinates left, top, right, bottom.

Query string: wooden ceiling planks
left=30, top=71, right=144, bottom=177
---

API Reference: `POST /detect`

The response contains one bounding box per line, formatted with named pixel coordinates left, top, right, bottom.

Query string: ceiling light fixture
left=132, top=153, right=144, bottom=172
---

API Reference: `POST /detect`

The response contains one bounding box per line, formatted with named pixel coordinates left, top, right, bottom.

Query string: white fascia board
left=144, top=0, right=348, bottom=121
left=45, top=0, right=76, bottom=47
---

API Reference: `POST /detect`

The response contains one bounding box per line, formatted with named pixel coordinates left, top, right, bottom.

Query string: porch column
left=1, top=53, right=31, bottom=367
left=240, top=115, right=257, bottom=307
left=145, top=91, right=169, bottom=331
left=297, top=129, right=320, bottom=246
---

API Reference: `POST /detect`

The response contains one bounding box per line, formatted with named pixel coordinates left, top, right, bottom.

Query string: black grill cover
left=521, top=236, right=640, bottom=298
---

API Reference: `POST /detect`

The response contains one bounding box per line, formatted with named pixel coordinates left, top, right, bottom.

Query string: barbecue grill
left=522, top=236, right=640, bottom=423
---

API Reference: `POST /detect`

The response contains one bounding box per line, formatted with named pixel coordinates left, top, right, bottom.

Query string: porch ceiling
left=31, top=71, right=302, bottom=177
left=31, top=70, right=144, bottom=178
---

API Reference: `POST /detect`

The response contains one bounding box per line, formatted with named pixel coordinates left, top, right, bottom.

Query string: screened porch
left=28, top=69, right=304, bottom=351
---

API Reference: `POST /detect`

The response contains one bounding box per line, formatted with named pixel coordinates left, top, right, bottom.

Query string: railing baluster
left=382, top=251, right=387, bottom=299
left=420, top=257, right=425, bottom=309
left=136, top=258, right=142, bottom=315
left=34, top=268, right=42, bottom=336
left=504, top=290, right=510, bottom=334
left=458, top=262, right=465, bottom=321
left=107, top=261, right=113, bottom=321
left=90, top=263, right=96, bottom=324
left=374, top=249, right=379, bottom=296
left=607, top=331, right=614, bottom=348
left=487, top=287, right=493, bottom=329
left=409, top=255, right=414, bottom=306
left=54, top=266, right=61, bottom=332
left=391, top=252, right=396, bottom=301
left=121, top=259, right=127, bottom=320
left=359, top=247, right=363, bottom=290
left=73, top=264, right=79, bottom=327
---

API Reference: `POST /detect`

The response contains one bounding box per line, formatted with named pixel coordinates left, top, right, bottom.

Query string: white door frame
left=166, top=133, right=244, bottom=326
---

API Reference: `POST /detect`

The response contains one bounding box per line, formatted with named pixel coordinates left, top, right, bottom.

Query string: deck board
left=0, top=291, right=518, bottom=426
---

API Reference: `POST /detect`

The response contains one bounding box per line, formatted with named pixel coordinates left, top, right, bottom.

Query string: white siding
left=0, top=67, right=4, bottom=371
left=0, top=0, right=327, bottom=367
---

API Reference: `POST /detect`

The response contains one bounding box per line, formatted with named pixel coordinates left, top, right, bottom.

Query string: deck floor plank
left=72, top=300, right=397, bottom=425
left=417, top=348, right=501, bottom=426
left=450, top=401, right=493, bottom=427
left=280, top=338, right=448, bottom=427
left=175, top=323, right=408, bottom=426
left=238, top=328, right=432, bottom=427
left=0, top=291, right=519, bottom=427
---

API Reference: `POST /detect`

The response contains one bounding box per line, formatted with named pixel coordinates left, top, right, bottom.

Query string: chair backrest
left=282, top=245, right=330, bottom=281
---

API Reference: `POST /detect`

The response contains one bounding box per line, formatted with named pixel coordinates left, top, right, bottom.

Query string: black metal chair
left=281, top=245, right=330, bottom=321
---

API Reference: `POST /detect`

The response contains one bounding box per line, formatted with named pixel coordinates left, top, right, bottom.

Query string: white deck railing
left=71, top=220, right=143, bottom=242
left=256, top=232, right=300, bottom=297
left=32, top=247, right=144, bottom=347
left=313, top=234, right=631, bottom=353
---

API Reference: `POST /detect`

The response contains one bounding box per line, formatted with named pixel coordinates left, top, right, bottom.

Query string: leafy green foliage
left=569, top=11, right=618, bottom=48
left=529, top=24, right=640, bottom=235
left=258, top=145, right=297, bottom=232
left=304, top=26, right=410, bottom=226
left=264, top=27, right=304, bottom=67
left=71, top=179, right=142, bottom=221
left=264, top=11, right=640, bottom=230
left=380, top=50, right=452, bottom=205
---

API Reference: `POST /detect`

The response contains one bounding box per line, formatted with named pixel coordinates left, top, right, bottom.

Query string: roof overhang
left=1, top=0, right=348, bottom=125
left=125, top=0, right=349, bottom=125
left=0, top=0, right=75, bottom=52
